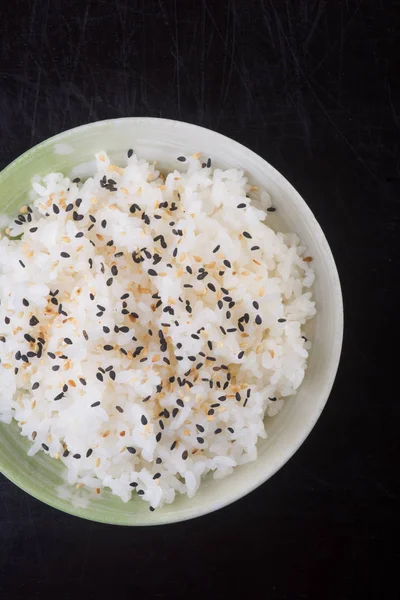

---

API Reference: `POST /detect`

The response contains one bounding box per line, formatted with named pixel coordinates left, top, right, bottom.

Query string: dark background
left=0, top=1, right=399, bottom=598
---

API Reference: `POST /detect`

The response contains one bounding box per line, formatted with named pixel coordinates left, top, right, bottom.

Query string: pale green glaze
left=0, top=118, right=343, bottom=525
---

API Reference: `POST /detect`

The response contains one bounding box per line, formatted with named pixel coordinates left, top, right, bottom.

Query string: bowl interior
left=0, top=118, right=343, bottom=525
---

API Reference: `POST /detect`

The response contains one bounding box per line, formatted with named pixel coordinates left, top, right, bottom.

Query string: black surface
left=0, top=1, right=399, bottom=598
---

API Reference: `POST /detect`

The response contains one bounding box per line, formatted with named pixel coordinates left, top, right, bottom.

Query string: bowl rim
left=0, top=117, right=343, bottom=525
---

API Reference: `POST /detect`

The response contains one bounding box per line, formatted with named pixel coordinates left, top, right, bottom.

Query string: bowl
left=0, top=118, right=343, bottom=525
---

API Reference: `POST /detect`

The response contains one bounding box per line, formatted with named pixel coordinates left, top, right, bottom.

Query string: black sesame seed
left=207, top=409, right=214, bottom=416
left=101, top=219, right=107, bottom=228
left=75, top=198, right=82, bottom=208
left=104, top=345, right=113, bottom=351
left=243, top=231, right=252, bottom=239
left=29, top=315, right=39, bottom=327
left=29, top=227, right=38, bottom=233
left=63, top=449, right=70, bottom=457
left=141, top=415, right=148, bottom=425
left=64, top=337, right=73, bottom=345
left=54, top=392, right=64, bottom=401
left=255, top=315, right=262, bottom=325
left=52, top=365, right=60, bottom=371
left=214, top=428, right=222, bottom=435
left=127, top=148, right=134, bottom=158
left=196, top=437, right=204, bottom=444
left=60, top=252, right=70, bottom=258
left=238, top=351, right=245, bottom=359
left=32, top=382, right=40, bottom=390
left=177, top=156, right=186, bottom=162
left=96, top=373, right=103, bottom=382
left=267, top=206, right=276, bottom=212
left=42, top=444, right=49, bottom=451
left=19, top=259, right=25, bottom=268
left=170, top=440, right=177, bottom=450
left=91, top=401, right=100, bottom=407
left=278, top=318, right=286, bottom=323
left=127, top=447, right=136, bottom=454
left=73, top=454, right=81, bottom=459
left=182, top=450, right=188, bottom=460
left=251, top=246, right=260, bottom=251
left=153, top=473, right=161, bottom=480
left=106, top=277, right=113, bottom=286
left=253, top=301, right=259, bottom=309
left=213, top=245, right=220, bottom=253
left=223, top=259, right=231, bottom=268
left=22, top=298, right=29, bottom=307
left=156, top=432, right=162, bottom=442
left=52, top=203, right=60, bottom=214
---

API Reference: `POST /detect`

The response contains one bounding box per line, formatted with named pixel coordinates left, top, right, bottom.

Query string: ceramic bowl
left=0, top=118, right=343, bottom=525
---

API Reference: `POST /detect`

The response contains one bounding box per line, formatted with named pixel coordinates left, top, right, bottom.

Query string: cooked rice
left=0, top=151, right=316, bottom=509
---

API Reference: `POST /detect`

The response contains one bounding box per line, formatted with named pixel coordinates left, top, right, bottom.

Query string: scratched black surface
left=0, top=1, right=399, bottom=598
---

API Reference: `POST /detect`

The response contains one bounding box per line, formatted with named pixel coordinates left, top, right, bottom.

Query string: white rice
left=0, top=150, right=316, bottom=510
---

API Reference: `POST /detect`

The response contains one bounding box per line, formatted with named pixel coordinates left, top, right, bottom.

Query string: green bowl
left=0, top=118, right=343, bottom=525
